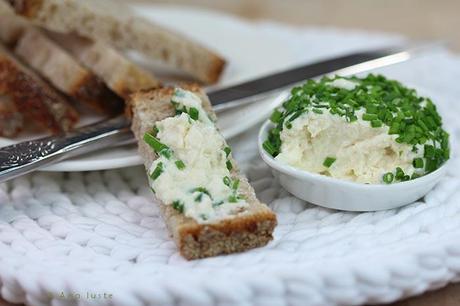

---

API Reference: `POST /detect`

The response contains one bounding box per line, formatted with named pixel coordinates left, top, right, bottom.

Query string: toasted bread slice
left=0, top=95, right=23, bottom=137
left=7, top=0, right=226, bottom=84
left=12, top=25, right=124, bottom=114
left=46, top=31, right=160, bottom=100
left=0, top=43, right=78, bottom=133
left=0, top=3, right=26, bottom=45
left=130, top=85, right=277, bottom=260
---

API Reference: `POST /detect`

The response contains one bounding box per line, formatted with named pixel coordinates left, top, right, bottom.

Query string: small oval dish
left=258, top=118, right=449, bottom=212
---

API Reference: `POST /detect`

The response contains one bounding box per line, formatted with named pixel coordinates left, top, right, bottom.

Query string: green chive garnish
left=232, top=179, right=240, bottom=190
left=226, top=160, right=233, bottom=171
left=383, top=172, right=394, bottom=184
left=175, top=160, right=186, bottom=170
left=263, top=140, right=277, bottom=156
left=188, top=107, right=199, bottom=120
left=223, top=176, right=231, bottom=187
left=172, top=200, right=184, bottom=213
left=143, top=133, right=172, bottom=159
left=323, top=157, right=336, bottom=168
left=270, top=109, right=282, bottom=123
left=371, top=119, right=383, bottom=128
left=224, top=146, right=231, bottom=157
left=150, top=162, right=164, bottom=180
left=362, top=113, right=378, bottom=121
left=413, top=158, right=424, bottom=169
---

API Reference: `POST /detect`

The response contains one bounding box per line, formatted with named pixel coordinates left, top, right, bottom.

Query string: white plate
left=0, top=5, right=299, bottom=172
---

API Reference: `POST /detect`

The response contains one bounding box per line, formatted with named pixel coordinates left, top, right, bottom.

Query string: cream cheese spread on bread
left=264, top=75, right=450, bottom=184
left=145, top=88, right=248, bottom=223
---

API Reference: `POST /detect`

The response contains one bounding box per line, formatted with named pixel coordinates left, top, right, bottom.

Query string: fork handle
left=0, top=116, right=132, bottom=183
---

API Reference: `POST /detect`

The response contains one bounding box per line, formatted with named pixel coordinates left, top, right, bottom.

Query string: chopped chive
left=191, top=187, right=211, bottom=197
left=143, top=133, right=172, bottom=159
left=172, top=200, right=184, bottom=213
left=323, top=156, right=336, bottom=168
left=413, top=158, right=424, bottom=169
left=371, top=119, right=383, bottom=128
left=270, top=109, right=282, bottom=123
left=383, top=172, right=394, bottom=184
left=175, top=160, right=186, bottom=170
left=188, top=107, right=199, bottom=120
left=224, top=146, right=232, bottom=157
left=312, top=108, right=323, bottom=114
left=362, top=113, right=378, bottom=121
left=223, top=176, right=231, bottom=187
left=232, top=179, right=240, bottom=190
left=395, top=167, right=405, bottom=180
left=263, top=140, right=277, bottom=156
left=213, top=200, right=224, bottom=207
left=228, top=195, right=238, bottom=203
left=150, top=162, right=164, bottom=180
left=226, top=160, right=233, bottom=171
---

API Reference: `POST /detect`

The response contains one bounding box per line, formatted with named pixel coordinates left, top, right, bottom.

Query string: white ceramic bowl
left=258, top=120, right=449, bottom=211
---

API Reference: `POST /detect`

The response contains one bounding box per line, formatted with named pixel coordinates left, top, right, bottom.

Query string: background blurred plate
left=0, top=5, right=300, bottom=172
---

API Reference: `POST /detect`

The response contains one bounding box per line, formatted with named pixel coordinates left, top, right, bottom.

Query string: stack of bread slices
left=0, top=0, right=226, bottom=137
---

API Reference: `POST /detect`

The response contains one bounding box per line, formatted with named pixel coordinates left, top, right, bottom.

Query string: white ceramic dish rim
left=258, top=118, right=450, bottom=192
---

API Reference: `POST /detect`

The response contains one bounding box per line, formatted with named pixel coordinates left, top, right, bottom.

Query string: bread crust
left=130, top=85, right=277, bottom=260
left=0, top=43, right=78, bottom=133
left=7, top=0, right=226, bottom=84
left=12, top=26, right=124, bottom=114
left=46, top=31, right=160, bottom=100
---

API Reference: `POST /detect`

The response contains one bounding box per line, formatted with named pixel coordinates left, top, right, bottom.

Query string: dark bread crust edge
left=0, top=43, right=78, bottom=133
left=71, top=73, right=124, bottom=114
left=130, top=85, right=277, bottom=260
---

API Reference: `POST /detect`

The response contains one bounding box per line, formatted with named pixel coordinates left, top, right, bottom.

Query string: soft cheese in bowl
left=259, top=74, right=450, bottom=211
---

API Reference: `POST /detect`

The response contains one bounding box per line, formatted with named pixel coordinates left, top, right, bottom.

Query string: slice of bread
left=46, top=31, right=160, bottom=100
left=13, top=25, right=124, bottom=114
left=0, top=95, right=23, bottom=137
left=7, top=0, right=226, bottom=84
left=0, top=2, right=26, bottom=45
left=0, top=43, right=78, bottom=133
left=130, top=84, right=277, bottom=260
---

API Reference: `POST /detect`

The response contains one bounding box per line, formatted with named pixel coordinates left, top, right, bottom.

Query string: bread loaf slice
left=46, top=31, right=160, bottom=100
left=130, top=85, right=277, bottom=260
left=6, top=0, right=226, bottom=84
left=0, top=43, right=78, bottom=133
left=12, top=25, right=124, bottom=114
left=0, top=3, right=26, bottom=45
left=0, top=95, right=23, bottom=137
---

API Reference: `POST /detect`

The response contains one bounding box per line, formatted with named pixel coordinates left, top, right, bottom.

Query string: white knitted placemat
left=2, top=8, right=460, bottom=306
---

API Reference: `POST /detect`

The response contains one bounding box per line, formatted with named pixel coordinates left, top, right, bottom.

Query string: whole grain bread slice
left=130, top=84, right=277, bottom=260
left=0, top=43, right=78, bottom=133
left=46, top=31, right=160, bottom=100
left=7, top=0, right=226, bottom=84
left=12, top=25, right=124, bottom=114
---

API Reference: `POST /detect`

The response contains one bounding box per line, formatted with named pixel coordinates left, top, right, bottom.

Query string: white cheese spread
left=276, top=110, right=423, bottom=184
left=146, top=89, right=248, bottom=223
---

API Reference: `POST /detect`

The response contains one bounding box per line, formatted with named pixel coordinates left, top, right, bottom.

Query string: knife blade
left=209, top=42, right=439, bottom=111
left=0, top=42, right=440, bottom=183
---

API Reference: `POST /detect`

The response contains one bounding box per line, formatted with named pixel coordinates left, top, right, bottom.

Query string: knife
left=210, top=42, right=440, bottom=111
left=0, top=43, right=439, bottom=183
